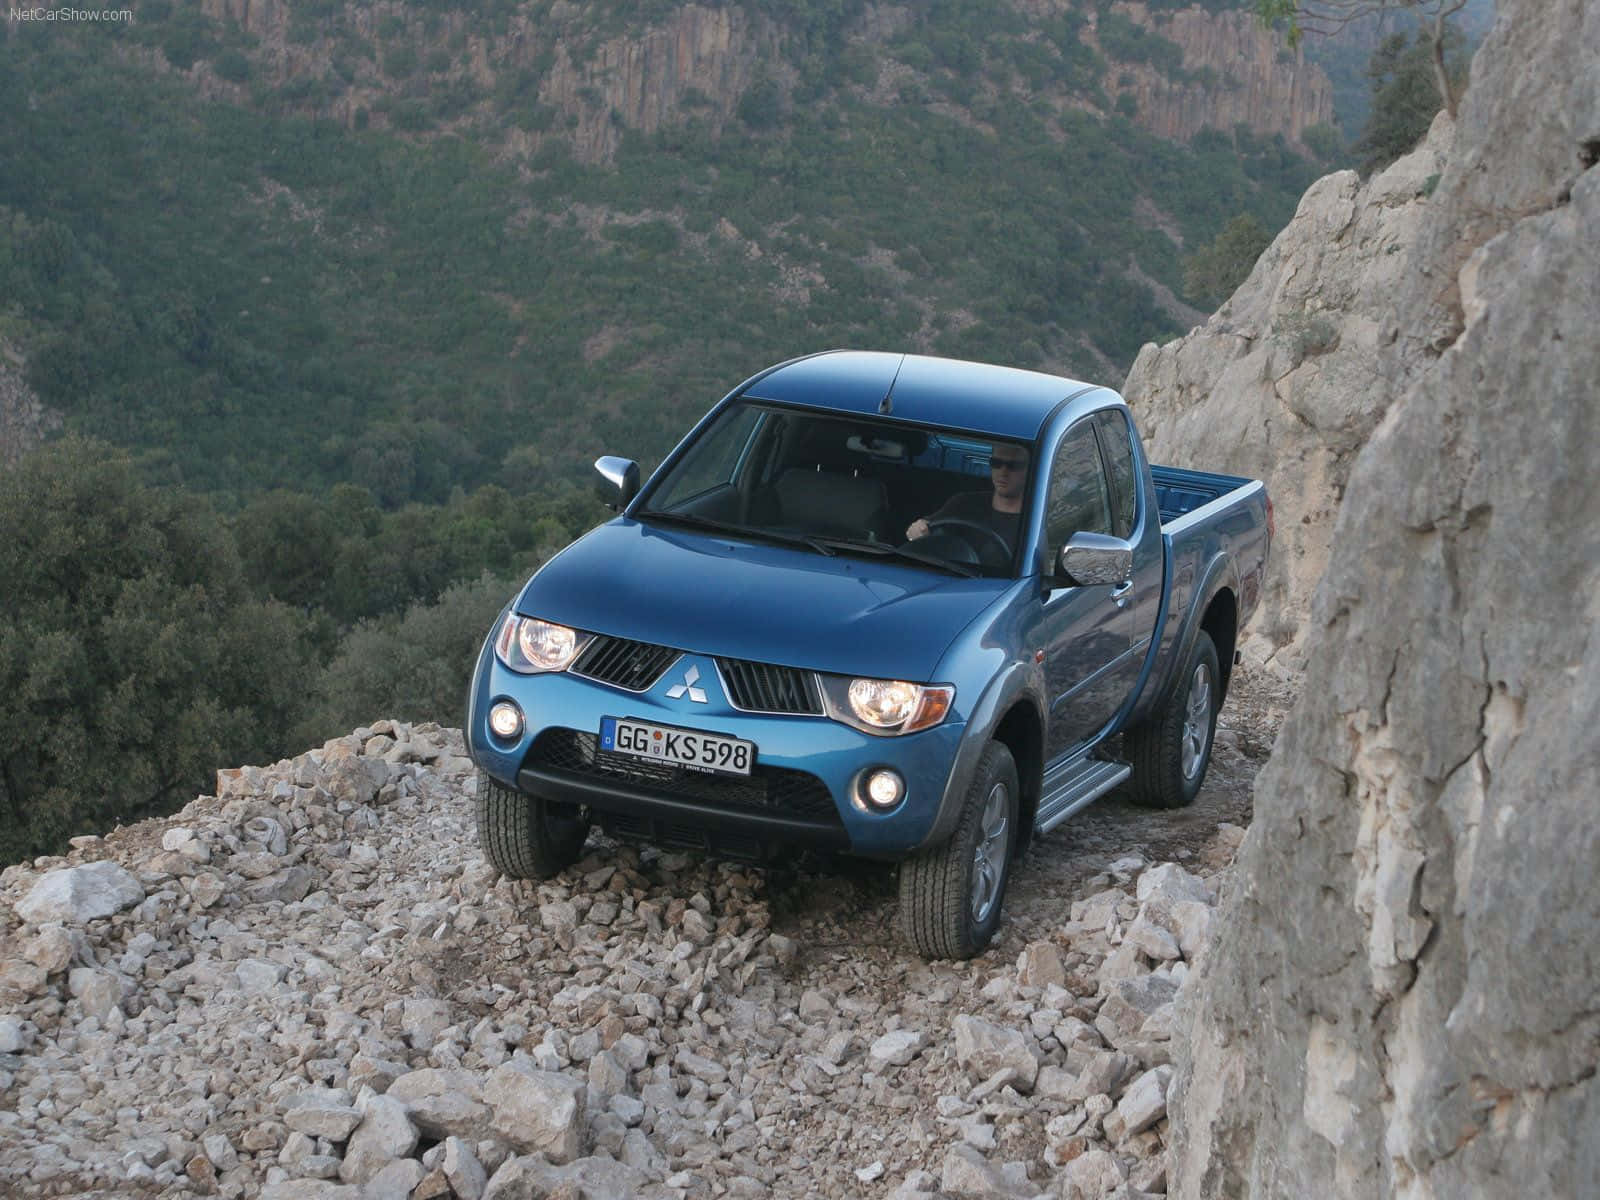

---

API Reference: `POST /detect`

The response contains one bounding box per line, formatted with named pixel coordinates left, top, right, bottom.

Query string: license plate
left=599, top=717, right=756, bottom=776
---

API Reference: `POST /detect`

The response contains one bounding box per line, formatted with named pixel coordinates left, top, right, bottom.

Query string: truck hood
left=516, top=519, right=1010, bottom=681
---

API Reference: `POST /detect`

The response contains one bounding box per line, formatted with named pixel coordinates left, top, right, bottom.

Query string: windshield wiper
left=809, top=536, right=980, bottom=578
left=635, top=510, right=837, bottom=556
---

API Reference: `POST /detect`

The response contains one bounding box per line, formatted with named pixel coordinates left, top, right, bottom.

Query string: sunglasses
left=989, top=456, right=1027, bottom=471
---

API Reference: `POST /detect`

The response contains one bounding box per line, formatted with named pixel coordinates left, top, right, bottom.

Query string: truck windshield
left=636, top=402, right=1032, bottom=578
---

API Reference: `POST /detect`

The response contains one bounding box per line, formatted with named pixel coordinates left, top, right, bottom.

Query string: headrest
left=775, top=469, right=887, bottom=533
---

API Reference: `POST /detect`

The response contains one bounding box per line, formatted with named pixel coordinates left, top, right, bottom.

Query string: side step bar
left=1034, top=758, right=1132, bottom=835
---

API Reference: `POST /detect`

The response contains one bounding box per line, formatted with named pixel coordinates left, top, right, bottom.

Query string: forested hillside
left=2, top=0, right=1331, bottom=501
left=0, top=0, right=1336, bottom=859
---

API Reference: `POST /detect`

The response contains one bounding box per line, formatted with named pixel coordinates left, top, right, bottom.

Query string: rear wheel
left=1125, top=630, right=1221, bottom=809
left=899, top=742, right=1018, bottom=960
left=475, top=770, right=590, bottom=879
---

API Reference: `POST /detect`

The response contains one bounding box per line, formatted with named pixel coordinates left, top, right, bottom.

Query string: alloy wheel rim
left=1181, top=662, right=1213, bottom=782
left=970, top=781, right=1010, bottom=925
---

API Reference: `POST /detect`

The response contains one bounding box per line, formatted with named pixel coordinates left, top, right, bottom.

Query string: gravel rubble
left=0, top=675, right=1287, bottom=1198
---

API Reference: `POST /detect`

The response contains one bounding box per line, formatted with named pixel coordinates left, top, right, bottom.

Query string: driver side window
left=1045, top=420, right=1112, bottom=554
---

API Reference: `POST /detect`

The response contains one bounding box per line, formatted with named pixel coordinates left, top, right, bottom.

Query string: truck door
left=1036, top=418, right=1129, bottom=759
left=1092, top=409, right=1162, bottom=678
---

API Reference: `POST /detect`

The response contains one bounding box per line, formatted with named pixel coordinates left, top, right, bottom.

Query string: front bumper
left=467, top=648, right=965, bottom=858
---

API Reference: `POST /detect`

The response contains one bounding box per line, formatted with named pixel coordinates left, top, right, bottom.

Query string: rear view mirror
left=594, top=456, right=640, bottom=510
left=1057, top=532, right=1133, bottom=587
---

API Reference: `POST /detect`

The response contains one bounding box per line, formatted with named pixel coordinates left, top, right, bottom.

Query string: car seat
left=773, top=467, right=891, bottom=542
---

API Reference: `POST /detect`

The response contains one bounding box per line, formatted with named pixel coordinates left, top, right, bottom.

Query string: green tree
left=302, top=569, right=524, bottom=742
left=1252, top=0, right=1468, bottom=117
left=1183, top=213, right=1273, bottom=306
left=1353, top=27, right=1467, bottom=173
left=0, top=439, right=317, bottom=863
left=234, top=489, right=341, bottom=612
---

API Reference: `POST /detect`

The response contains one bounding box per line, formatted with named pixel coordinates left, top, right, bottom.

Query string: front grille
left=716, top=659, right=823, bottom=715
left=571, top=635, right=679, bottom=692
left=526, top=728, right=840, bottom=822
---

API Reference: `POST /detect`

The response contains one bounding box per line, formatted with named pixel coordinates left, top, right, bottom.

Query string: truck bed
left=1151, top=464, right=1257, bottom=525
left=1118, top=462, right=1270, bottom=733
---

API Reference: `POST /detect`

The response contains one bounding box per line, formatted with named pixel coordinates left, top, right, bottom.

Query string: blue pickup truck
left=466, top=352, right=1270, bottom=958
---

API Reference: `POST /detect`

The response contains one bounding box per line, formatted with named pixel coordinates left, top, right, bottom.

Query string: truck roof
left=740, top=350, right=1104, bottom=442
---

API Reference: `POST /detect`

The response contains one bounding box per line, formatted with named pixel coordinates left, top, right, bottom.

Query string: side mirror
left=1057, top=532, right=1133, bottom=587
left=594, top=456, right=640, bottom=511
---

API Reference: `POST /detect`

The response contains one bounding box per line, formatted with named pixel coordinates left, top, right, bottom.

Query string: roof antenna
left=879, top=354, right=905, bottom=414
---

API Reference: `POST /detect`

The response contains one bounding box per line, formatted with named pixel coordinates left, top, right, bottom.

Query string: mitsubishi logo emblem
left=665, top=664, right=708, bottom=703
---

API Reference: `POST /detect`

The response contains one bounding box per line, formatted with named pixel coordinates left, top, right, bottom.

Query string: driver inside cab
left=905, top=443, right=1030, bottom=559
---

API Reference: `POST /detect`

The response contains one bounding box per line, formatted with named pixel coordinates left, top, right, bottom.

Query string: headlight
left=820, top=676, right=955, bottom=736
left=849, top=679, right=922, bottom=727
left=493, top=614, right=592, bottom=674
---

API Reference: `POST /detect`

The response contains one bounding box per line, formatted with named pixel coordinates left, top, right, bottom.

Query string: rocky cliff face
left=0, top=342, right=58, bottom=470
left=1105, top=4, right=1334, bottom=146
left=189, top=1, right=1331, bottom=164
left=1123, top=118, right=1448, bottom=677
left=1169, top=0, right=1600, bottom=1194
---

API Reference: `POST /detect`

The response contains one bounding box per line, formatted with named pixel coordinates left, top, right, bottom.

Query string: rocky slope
left=0, top=677, right=1286, bottom=1199
left=0, top=340, right=58, bottom=470
left=1168, top=0, right=1600, bottom=1194
left=184, top=0, right=1332, bottom=163
left=1123, top=116, right=1449, bottom=678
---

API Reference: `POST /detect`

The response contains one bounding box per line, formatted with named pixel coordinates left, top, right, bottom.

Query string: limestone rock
left=482, top=1061, right=585, bottom=1163
left=67, top=967, right=123, bottom=1021
left=482, top=1153, right=650, bottom=1200
left=16, top=861, right=144, bottom=924
left=1115, top=1066, right=1172, bottom=1140
left=952, top=1015, right=1038, bottom=1093
left=338, top=1095, right=417, bottom=1184
left=443, top=1136, right=487, bottom=1200
left=1057, top=1147, right=1127, bottom=1199
left=1017, top=940, right=1067, bottom=989
left=1170, top=2, right=1600, bottom=1195
left=1123, top=119, right=1451, bottom=678
left=868, top=1029, right=927, bottom=1068
left=260, top=1182, right=357, bottom=1200
left=1135, top=864, right=1209, bottom=909
left=362, top=1157, right=426, bottom=1199
left=23, top=926, right=77, bottom=974
left=283, top=1100, right=363, bottom=1142
left=0, top=1015, right=34, bottom=1053
left=938, top=1143, right=1017, bottom=1197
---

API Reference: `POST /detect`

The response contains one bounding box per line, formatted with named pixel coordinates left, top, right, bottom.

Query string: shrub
left=0, top=439, right=316, bottom=863
left=1183, top=213, right=1273, bottom=306
left=302, top=569, right=528, bottom=742
left=213, top=50, right=251, bottom=84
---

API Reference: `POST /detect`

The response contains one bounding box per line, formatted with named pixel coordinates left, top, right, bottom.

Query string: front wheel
left=899, top=742, right=1018, bottom=960
left=1124, top=630, right=1221, bottom=809
left=475, top=770, right=590, bottom=879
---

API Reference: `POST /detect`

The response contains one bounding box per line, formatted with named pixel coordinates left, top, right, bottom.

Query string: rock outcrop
left=1105, top=4, right=1334, bottom=147
left=1169, top=0, right=1600, bottom=1195
left=1124, top=117, right=1449, bottom=678
left=193, top=0, right=1332, bottom=164
left=0, top=341, right=58, bottom=470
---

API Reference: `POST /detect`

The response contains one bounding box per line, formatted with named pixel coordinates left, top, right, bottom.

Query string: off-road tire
left=898, top=742, right=1018, bottom=960
left=475, top=770, right=590, bottom=879
left=1124, top=630, right=1221, bottom=809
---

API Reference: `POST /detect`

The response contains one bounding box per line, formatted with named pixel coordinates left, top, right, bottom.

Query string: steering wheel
left=921, top=518, right=1012, bottom=568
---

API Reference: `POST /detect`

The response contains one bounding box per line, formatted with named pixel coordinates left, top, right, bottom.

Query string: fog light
left=864, top=769, right=905, bottom=810
left=488, top=701, right=524, bottom=740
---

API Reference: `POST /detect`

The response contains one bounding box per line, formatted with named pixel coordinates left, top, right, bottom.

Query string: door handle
left=1111, top=580, right=1133, bottom=609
